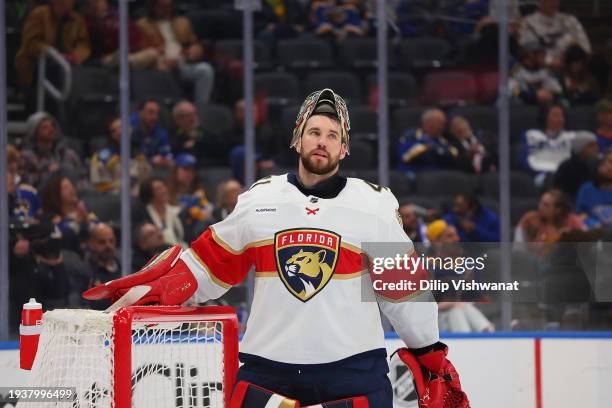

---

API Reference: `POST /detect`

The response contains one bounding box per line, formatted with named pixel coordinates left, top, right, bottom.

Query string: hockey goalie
left=85, top=89, right=470, bottom=408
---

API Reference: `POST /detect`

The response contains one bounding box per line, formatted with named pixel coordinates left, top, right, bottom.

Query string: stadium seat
left=389, top=170, right=414, bottom=197
left=131, top=69, right=183, bottom=106
left=186, top=9, right=242, bottom=40
left=215, top=39, right=271, bottom=70
left=348, top=105, right=378, bottom=142
left=254, top=72, right=300, bottom=107
left=396, top=37, right=453, bottom=71
left=278, top=39, right=334, bottom=70
left=82, top=193, right=121, bottom=224
left=475, top=70, right=499, bottom=103
left=510, top=105, right=540, bottom=141
left=479, top=171, right=538, bottom=198
left=304, top=71, right=362, bottom=104
left=342, top=141, right=374, bottom=169
left=449, top=105, right=498, bottom=135
left=198, top=167, right=234, bottom=196
left=367, top=72, right=418, bottom=108
left=66, top=66, right=117, bottom=137
left=338, top=38, right=396, bottom=69
left=280, top=105, right=301, bottom=146
left=420, top=70, right=478, bottom=106
left=510, top=197, right=539, bottom=226
left=392, top=107, right=424, bottom=135
left=567, top=106, right=597, bottom=131
left=197, top=103, right=234, bottom=138
left=415, top=170, right=477, bottom=197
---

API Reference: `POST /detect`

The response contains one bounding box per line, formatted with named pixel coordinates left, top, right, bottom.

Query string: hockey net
left=20, top=306, right=239, bottom=408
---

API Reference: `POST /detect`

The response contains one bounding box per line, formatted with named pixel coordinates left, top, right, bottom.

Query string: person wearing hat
left=426, top=220, right=495, bottom=333
left=167, top=153, right=214, bottom=242
left=595, top=98, right=612, bottom=152
left=553, top=131, right=599, bottom=199
left=509, top=40, right=562, bottom=105
left=84, top=89, right=469, bottom=407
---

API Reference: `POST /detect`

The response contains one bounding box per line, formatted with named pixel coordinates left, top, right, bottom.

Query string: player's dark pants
left=234, top=355, right=393, bottom=407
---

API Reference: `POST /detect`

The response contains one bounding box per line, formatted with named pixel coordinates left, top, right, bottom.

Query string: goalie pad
left=229, top=381, right=370, bottom=408
left=396, top=343, right=470, bottom=408
left=82, top=245, right=197, bottom=305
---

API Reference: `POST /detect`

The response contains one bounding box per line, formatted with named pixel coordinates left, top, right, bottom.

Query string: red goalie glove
left=396, top=343, right=470, bottom=408
left=82, top=245, right=197, bottom=305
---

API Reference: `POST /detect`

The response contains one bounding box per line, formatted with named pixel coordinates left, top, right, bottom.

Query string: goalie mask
left=290, top=88, right=351, bottom=154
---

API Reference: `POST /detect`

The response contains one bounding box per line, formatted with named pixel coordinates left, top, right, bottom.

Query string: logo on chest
left=274, top=228, right=341, bottom=302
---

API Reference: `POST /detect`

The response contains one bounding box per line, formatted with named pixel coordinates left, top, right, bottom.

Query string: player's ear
left=295, top=138, right=302, bottom=154
left=339, top=142, right=347, bottom=160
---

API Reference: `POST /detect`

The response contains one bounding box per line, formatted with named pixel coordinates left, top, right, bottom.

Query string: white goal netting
left=19, top=308, right=232, bottom=408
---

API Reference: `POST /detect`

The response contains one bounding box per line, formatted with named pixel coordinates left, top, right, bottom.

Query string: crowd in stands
left=5, top=0, right=612, bottom=333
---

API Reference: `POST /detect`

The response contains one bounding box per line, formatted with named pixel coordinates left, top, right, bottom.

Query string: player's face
left=298, top=115, right=347, bottom=176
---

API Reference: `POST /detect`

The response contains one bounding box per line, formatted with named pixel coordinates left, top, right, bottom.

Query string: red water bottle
left=20, top=298, right=43, bottom=370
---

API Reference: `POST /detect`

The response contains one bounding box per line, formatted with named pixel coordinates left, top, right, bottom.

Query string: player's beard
left=300, top=149, right=341, bottom=176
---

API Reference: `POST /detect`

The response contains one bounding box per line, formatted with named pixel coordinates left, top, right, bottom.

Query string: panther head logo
left=275, top=229, right=340, bottom=302
left=284, top=249, right=334, bottom=297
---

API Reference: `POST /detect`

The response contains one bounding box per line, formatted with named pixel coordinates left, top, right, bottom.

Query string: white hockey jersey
left=182, top=174, right=439, bottom=365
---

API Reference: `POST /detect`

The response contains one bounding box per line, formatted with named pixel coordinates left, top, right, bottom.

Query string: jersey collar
left=287, top=173, right=347, bottom=199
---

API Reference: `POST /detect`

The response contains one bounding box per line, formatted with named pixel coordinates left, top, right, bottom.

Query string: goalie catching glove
left=83, top=245, right=197, bottom=305
left=396, top=342, right=470, bottom=408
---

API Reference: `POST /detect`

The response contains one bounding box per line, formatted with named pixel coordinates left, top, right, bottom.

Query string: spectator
left=7, top=145, right=40, bottom=221
left=509, top=41, right=562, bottom=105
left=9, top=221, right=76, bottom=329
left=426, top=220, right=495, bottom=332
left=170, top=100, right=229, bottom=165
left=553, top=131, right=599, bottom=199
left=519, top=0, right=591, bottom=69
left=83, top=0, right=158, bottom=68
left=137, top=0, right=215, bottom=106
left=167, top=153, right=214, bottom=242
left=520, top=103, right=575, bottom=183
left=515, top=189, right=585, bottom=243
left=85, top=223, right=120, bottom=286
left=560, top=45, right=599, bottom=105
left=40, top=175, right=98, bottom=255
left=213, top=179, right=243, bottom=222
left=130, top=99, right=173, bottom=166
left=576, top=152, right=612, bottom=230
left=255, top=0, right=306, bottom=48
left=132, top=222, right=169, bottom=271
left=229, top=98, right=276, bottom=183
left=396, top=108, right=459, bottom=173
left=447, top=115, right=494, bottom=173
left=443, top=193, right=500, bottom=242
left=83, top=223, right=120, bottom=309
left=138, top=176, right=185, bottom=246
left=20, top=111, right=85, bottom=189
left=310, top=0, right=368, bottom=41
left=398, top=202, right=428, bottom=244
left=15, top=0, right=91, bottom=85
left=90, top=117, right=151, bottom=194
left=595, top=98, right=612, bottom=152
